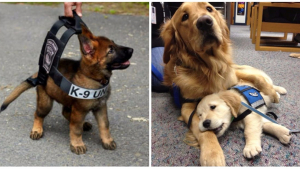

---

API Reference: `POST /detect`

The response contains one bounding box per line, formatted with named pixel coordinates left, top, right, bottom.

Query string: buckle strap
left=187, top=107, right=197, bottom=129
left=232, top=109, right=252, bottom=123
left=49, top=67, right=70, bottom=93
left=187, top=100, right=202, bottom=129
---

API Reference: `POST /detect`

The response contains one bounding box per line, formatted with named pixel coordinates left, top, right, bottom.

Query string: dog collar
left=26, top=10, right=109, bottom=99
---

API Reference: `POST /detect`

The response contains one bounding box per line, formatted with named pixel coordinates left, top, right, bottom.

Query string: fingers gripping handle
left=59, top=10, right=86, bottom=34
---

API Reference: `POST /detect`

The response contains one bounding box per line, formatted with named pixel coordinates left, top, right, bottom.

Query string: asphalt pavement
left=0, top=3, right=149, bottom=166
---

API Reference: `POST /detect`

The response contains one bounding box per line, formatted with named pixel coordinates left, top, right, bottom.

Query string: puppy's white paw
left=277, top=127, right=292, bottom=144
left=279, top=134, right=292, bottom=145
left=243, top=144, right=262, bottom=159
left=276, top=92, right=281, bottom=100
left=275, top=86, right=287, bottom=95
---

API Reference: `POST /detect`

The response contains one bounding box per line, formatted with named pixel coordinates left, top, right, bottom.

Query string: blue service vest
left=231, top=85, right=265, bottom=109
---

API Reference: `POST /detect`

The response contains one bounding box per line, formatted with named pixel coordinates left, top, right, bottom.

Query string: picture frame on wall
left=234, top=2, right=247, bottom=25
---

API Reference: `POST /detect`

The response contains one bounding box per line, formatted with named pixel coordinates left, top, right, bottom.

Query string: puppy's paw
left=279, top=134, right=292, bottom=145
left=277, top=127, right=291, bottom=144
left=83, top=122, right=93, bottom=131
left=276, top=86, right=287, bottom=95
left=30, top=130, right=43, bottom=140
left=273, top=92, right=280, bottom=103
left=70, top=144, right=87, bottom=155
left=200, top=147, right=225, bottom=166
left=102, top=140, right=117, bottom=150
left=243, top=144, right=262, bottom=159
left=276, top=92, right=281, bottom=100
left=177, top=116, right=184, bottom=121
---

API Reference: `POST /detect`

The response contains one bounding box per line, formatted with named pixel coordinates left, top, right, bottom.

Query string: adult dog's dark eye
left=210, top=105, right=216, bottom=110
left=182, top=13, right=189, bottom=21
left=206, top=6, right=213, bottom=12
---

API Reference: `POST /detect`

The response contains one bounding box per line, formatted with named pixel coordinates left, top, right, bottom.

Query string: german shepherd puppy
left=0, top=25, right=133, bottom=155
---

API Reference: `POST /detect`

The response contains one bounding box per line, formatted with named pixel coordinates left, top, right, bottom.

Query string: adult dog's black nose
left=196, top=15, right=213, bottom=30
left=203, top=119, right=211, bottom=128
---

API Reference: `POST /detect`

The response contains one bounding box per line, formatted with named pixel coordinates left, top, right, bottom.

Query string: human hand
left=64, top=2, right=82, bottom=17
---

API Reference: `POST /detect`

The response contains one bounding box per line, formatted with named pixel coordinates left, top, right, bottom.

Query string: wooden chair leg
left=255, top=4, right=264, bottom=50
left=250, top=7, right=254, bottom=39
left=252, top=6, right=258, bottom=44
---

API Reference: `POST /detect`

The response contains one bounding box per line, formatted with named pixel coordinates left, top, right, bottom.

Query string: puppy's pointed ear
left=160, top=20, right=175, bottom=64
left=219, top=91, right=241, bottom=118
left=78, top=24, right=94, bottom=55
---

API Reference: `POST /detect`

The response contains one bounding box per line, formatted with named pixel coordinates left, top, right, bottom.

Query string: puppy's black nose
left=196, top=15, right=213, bottom=30
left=203, top=119, right=211, bottom=128
left=126, top=48, right=134, bottom=55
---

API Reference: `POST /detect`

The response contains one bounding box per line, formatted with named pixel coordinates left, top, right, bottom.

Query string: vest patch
left=43, top=39, right=58, bottom=73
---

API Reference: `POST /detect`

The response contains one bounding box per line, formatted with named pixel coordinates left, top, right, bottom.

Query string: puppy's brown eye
left=206, top=6, right=213, bottom=12
left=182, top=13, right=189, bottom=21
left=108, top=46, right=114, bottom=54
left=210, top=105, right=216, bottom=110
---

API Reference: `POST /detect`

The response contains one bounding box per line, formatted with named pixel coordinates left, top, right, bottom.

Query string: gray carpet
left=151, top=25, right=300, bottom=166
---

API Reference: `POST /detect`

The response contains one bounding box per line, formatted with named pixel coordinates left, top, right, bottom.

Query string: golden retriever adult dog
left=161, top=2, right=279, bottom=166
left=196, top=66, right=291, bottom=159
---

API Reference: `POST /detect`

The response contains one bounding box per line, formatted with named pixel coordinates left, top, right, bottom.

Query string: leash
left=240, top=102, right=300, bottom=133
left=231, top=85, right=299, bottom=133
left=27, top=10, right=109, bottom=100
left=241, top=102, right=278, bottom=124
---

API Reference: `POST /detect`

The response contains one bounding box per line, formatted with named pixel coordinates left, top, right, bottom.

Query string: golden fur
left=161, top=2, right=280, bottom=166
left=161, top=2, right=237, bottom=99
left=195, top=67, right=291, bottom=159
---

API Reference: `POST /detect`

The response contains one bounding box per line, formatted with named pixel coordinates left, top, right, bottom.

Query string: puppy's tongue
left=121, top=60, right=130, bottom=66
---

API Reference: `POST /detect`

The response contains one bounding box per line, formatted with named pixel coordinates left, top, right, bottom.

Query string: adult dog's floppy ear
left=78, top=24, right=95, bottom=55
left=219, top=90, right=241, bottom=118
left=160, top=20, right=175, bottom=64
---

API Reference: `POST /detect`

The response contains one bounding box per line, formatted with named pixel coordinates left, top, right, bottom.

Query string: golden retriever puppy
left=196, top=68, right=291, bottom=159
left=160, top=2, right=279, bottom=166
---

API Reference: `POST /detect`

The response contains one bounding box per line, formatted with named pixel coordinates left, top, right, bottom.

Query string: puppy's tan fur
left=195, top=66, right=291, bottom=159
left=161, top=2, right=280, bottom=166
